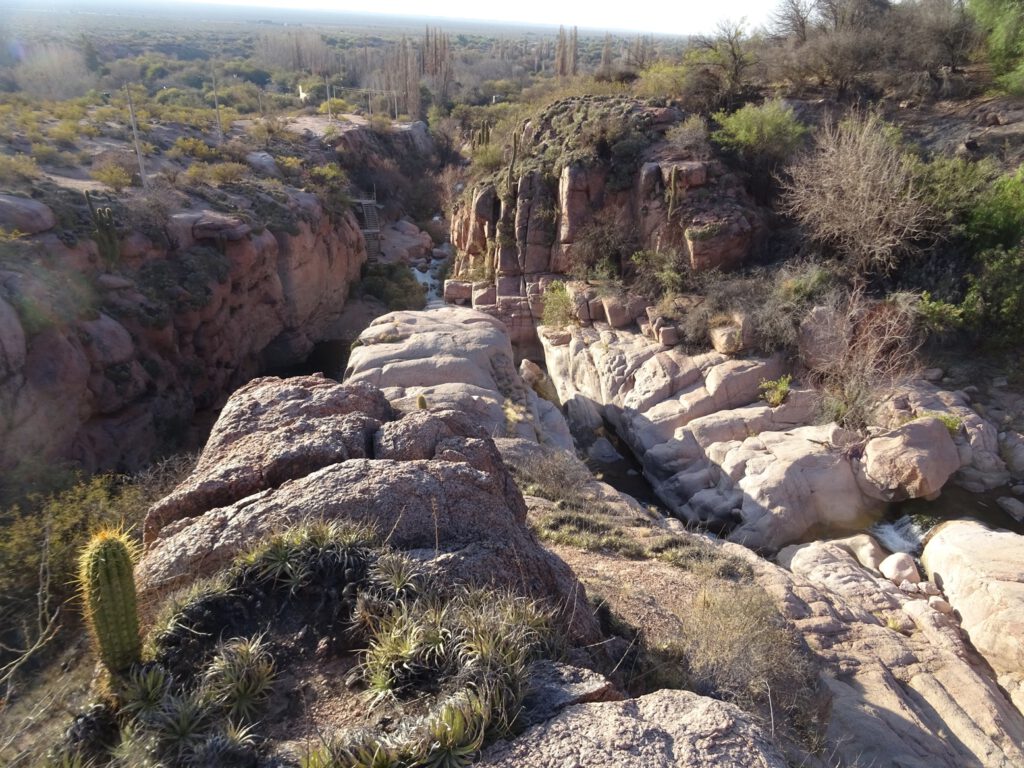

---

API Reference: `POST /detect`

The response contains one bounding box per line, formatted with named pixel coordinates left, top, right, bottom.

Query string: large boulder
left=859, top=418, right=961, bottom=501
left=138, top=375, right=599, bottom=645
left=345, top=307, right=572, bottom=451
left=923, top=520, right=1024, bottom=714
left=0, top=194, right=56, bottom=234
left=478, top=689, right=788, bottom=768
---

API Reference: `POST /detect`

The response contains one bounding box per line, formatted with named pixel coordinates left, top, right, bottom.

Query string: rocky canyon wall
left=444, top=96, right=764, bottom=356
left=0, top=190, right=365, bottom=482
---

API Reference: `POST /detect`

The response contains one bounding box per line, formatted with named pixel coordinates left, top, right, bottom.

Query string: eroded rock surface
left=923, top=520, right=1024, bottom=714
left=479, top=689, right=788, bottom=768
left=344, top=307, right=572, bottom=450
left=0, top=193, right=365, bottom=479
left=139, top=374, right=599, bottom=644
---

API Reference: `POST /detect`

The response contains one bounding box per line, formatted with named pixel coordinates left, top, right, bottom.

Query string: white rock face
left=774, top=539, right=1024, bottom=767
left=880, top=552, right=922, bottom=584
left=923, top=520, right=1024, bottom=715
left=877, top=381, right=1009, bottom=492
left=539, top=323, right=1000, bottom=551
left=860, top=418, right=961, bottom=500
left=541, top=325, right=887, bottom=551
left=346, top=307, right=573, bottom=451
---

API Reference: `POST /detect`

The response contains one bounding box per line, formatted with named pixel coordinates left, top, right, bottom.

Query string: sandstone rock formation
left=549, top=518, right=1024, bottom=768
left=539, top=324, right=879, bottom=549
left=446, top=96, right=765, bottom=354
left=479, top=689, right=789, bottom=768
left=877, top=380, right=1010, bottom=492
left=539, top=321, right=1002, bottom=551
left=138, top=374, right=599, bottom=644
left=0, top=191, right=365, bottom=480
left=923, top=520, right=1024, bottom=714
left=344, top=307, right=573, bottom=450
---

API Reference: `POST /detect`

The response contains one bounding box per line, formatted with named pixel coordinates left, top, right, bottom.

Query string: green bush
left=962, top=245, right=1024, bottom=345
left=971, top=0, right=1024, bottom=92
left=665, top=115, right=710, bottom=158
left=167, top=136, right=220, bottom=161
left=712, top=99, right=807, bottom=169
left=91, top=164, right=133, bottom=192
left=471, top=142, right=504, bottom=174
left=629, top=249, right=685, bottom=299
left=0, top=153, right=42, bottom=183
left=317, top=97, right=353, bottom=115
left=355, top=262, right=427, bottom=311
left=759, top=374, right=792, bottom=407
left=968, top=166, right=1024, bottom=250
left=540, top=281, right=575, bottom=327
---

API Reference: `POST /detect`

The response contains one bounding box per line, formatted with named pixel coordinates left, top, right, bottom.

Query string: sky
left=168, top=0, right=774, bottom=36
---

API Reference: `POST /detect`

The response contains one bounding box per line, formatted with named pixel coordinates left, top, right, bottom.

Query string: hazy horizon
left=0, top=0, right=773, bottom=36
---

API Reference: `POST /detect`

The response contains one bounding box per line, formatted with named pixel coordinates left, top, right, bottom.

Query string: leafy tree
left=970, top=0, right=1024, bottom=90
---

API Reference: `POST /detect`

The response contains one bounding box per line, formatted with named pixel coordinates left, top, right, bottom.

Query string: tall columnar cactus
left=666, top=165, right=679, bottom=220
left=78, top=529, right=141, bottom=675
left=85, top=190, right=120, bottom=266
left=506, top=129, right=519, bottom=198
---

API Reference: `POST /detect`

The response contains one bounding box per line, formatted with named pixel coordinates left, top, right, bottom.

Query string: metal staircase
left=354, top=198, right=381, bottom=262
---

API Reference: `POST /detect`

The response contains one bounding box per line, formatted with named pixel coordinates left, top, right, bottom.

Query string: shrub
left=679, top=585, right=818, bottom=729
left=665, top=114, right=710, bottom=158
left=629, top=249, right=686, bottom=299
left=810, top=291, right=923, bottom=430
left=712, top=99, right=807, bottom=170
left=167, top=136, right=220, bottom=161
left=355, top=262, right=427, bottom=311
left=568, top=218, right=637, bottom=281
left=208, top=162, right=247, bottom=185
left=29, top=143, right=76, bottom=167
left=759, top=374, right=792, bottom=407
left=369, top=114, right=393, bottom=134
left=91, top=163, right=133, bottom=192
left=471, top=142, right=504, bottom=174
left=0, top=153, right=41, bottom=183
left=962, top=245, right=1024, bottom=345
left=967, top=166, right=1024, bottom=250
left=634, top=62, right=690, bottom=99
left=317, top=97, right=353, bottom=115
left=781, top=110, right=934, bottom=275
left=540, top=281, right=575, bottom=327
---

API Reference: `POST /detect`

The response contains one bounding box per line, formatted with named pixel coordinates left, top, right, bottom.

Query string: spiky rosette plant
left=78, top=528, right=142, bottom=676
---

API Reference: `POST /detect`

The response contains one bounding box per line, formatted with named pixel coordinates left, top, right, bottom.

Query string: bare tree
left=770, top=0, right=816, bottom=43
left=781, top=109, right=935, bottom=275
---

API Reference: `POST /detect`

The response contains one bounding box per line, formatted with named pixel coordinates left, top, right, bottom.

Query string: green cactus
left=78, top=528, right=141, bottom=675
left=85, top=190, right=120, bottom=266
left=666, top=166, right=678, bottom=220
left=506, top=129, right=519, bottom=198
left=416, top=393, right=428, bottom=410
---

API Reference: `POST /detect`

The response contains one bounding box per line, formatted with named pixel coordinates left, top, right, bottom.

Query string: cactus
left=85, top=190, right=120, bottom=266
left=416, top=393, right=428, bottom=410
left=78, top=529, right=141, bottom=675
left=506, top=129, right=519, bottom=198
left=666, top=166, right=678, bottom=220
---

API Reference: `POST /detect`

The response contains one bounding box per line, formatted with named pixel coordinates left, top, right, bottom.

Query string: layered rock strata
left=445, top=97, right=764, bottom=356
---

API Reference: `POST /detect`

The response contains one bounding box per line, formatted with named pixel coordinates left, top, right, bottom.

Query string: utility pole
left=324, top=74, right=332, bottom=122
left=123, top=83, right=148, bottom=190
